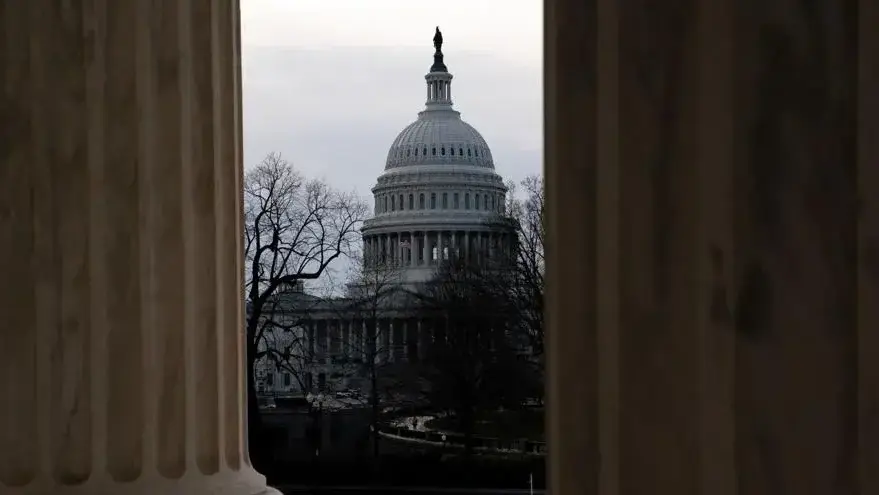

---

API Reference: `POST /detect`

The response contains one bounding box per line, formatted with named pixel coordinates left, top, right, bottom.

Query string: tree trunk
left=246, top=337, right=268, bottom=469
left=370, top=365, right=381, bottom=459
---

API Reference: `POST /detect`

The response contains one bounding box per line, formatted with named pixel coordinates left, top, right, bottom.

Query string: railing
left=379, top=424, right=546, bottom=456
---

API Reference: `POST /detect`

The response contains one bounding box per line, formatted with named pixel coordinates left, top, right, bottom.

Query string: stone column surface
left=0, top=1, right=277, bottom=494
left=545, top=0, right=878, bottom=494
left=423, top=231, right=430, bottom=265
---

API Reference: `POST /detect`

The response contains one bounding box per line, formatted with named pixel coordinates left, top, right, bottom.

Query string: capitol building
left=256, top=29, right=516, bottom=396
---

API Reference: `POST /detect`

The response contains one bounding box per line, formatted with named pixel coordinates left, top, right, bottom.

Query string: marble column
left=546, top=0, right=877, bottom=493
left=422, top=231, right=430, bottom=266
left=0, top=1, right=276, bottom=494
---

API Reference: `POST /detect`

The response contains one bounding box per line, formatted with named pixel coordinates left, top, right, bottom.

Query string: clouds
left=241, top=0, right=542, bottom=67
left=243, top=45, right=543, bottom=197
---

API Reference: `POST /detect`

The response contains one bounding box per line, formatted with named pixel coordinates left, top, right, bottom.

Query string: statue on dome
left=433, top=26, right=443, bottom=53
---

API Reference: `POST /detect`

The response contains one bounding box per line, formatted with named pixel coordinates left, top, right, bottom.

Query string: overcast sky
left=241, top=0, right=543, bottom=199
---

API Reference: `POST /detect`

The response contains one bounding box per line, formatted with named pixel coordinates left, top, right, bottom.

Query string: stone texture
left=546, top=0, right=877, bottom=493
left=0, top=1, right=275, bottom=493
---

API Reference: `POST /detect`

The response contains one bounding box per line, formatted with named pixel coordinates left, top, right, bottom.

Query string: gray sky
left=241, top=0, right=543, bottom=198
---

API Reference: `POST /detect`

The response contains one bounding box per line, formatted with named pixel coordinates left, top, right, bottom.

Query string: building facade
left=256, top=29, right=516, bottom=398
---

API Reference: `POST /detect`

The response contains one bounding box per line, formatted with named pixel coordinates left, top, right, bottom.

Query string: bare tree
left=413, top=258, right=535, bottom=456
left=501, top=175, right=545, bottom=362
left=244, top=152, right=367, bottom=462
left=330, top=255, right=413, bottom=458
left=469, top=175, right=545, bottom=371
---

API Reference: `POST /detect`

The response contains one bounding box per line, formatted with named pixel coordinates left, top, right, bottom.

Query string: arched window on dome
left=432, top=147, right=436, bottom=156
left=474, top=149, right=479, bottom=157
left=453, top=193, right=459, bottom=209
left=415, top=148, right=418, bottom=156
left=467, top=148, right=472, bottom=157
left=399, top=194, right=404, bottom=210
left=485, top=194, right=490, bottom=211
left=464, top=193, right=470, bottom=210
left=450, top=148, right=455, bottom=156
left=430, top=193, right=436, bottom=209
left=441, top=147, right=446, bottom=155
left=384, top=196, right=388, bottom=212
left=459, top=148, right=464, bottom=156
left=408, top=194, right=414, bottom=210
left=391, top=195, right=396, bottom=211
left=442, top=193, right=448, bottom=209
left=419, top=193, right=425, bottom=209
left=475, top=194, right=480, bottom=210
left=423, top=147, right=428, bottom=156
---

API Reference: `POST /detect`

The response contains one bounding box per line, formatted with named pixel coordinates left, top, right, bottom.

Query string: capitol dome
left=384, top=108, right=495, bottom=170
left=361, top=27, right=514, bottom=285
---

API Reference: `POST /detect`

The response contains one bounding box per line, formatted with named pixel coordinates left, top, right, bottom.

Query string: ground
left=424, top=408, right=544, bottom=442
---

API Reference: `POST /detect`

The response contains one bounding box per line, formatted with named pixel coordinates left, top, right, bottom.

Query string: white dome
left=385, top=109, right=495, bottom=170
left=361, top=28, right=513, bottom=286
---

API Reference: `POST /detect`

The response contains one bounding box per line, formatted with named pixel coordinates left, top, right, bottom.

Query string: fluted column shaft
left=0, top=1, right=274, bottom=494
left=547, top=0, right=877, bottom=493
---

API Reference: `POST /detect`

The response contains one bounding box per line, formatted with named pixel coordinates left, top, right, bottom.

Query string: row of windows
left=375, top=191, right=504, bottom=214
left=392, top=145, right=487, bottom=160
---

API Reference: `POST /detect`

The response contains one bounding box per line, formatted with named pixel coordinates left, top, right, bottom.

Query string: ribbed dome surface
left=384, top=110, right=495, bottom=170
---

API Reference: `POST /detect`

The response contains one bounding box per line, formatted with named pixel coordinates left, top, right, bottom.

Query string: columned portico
left=0, top=2, right=276, bottom=494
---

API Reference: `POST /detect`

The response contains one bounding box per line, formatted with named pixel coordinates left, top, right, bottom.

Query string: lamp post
left=314, top=393, right=326, bottom=457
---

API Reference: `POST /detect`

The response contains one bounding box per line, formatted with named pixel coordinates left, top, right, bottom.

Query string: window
left=384, top=196, right=388, bottom=212
left=441, top=147, right=446, bottom=155
left=423, top=147, right=427, bottom=156
left=391, top=195, right=396, bottom=211
left=430, top=193, right=436, bottom=209
left=419, top=193, right=425, bottom=209
left=475, top=149, right=479, bottom=157
left=459, top=147, right=464, bottom=156
left=486, top=195, right=490, bottom=210
left=409, top=194, right=414, bottom=210
left=475, top=194, right=480, bottom=210
left=406, top=149, right=410, bottom=156
left=467, top=148, right=472, bottom=157
left=465, top=193, right=470, bottom=209
left=442, top=193, right=448, bottom=209
left=399, top=194, right=404, bottom=210
left=450, top=147, right=455, bottom=156
left=453, top=193, right=459, bottom=209
left=415, top=148, right=418, bottom=156
left=283, top=373, right=291, bottom=387
left=266, top=373, right=274, bottom=386
left=432, top=147, right=436, bottom=155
